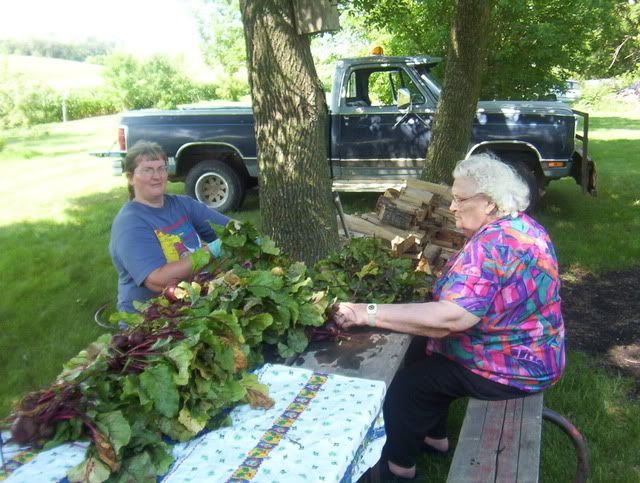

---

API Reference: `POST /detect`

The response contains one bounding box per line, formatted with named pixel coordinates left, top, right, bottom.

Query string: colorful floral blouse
left=427, top=213, right=565, bottom=392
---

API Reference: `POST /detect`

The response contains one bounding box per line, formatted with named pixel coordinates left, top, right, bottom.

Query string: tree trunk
left=421, top=0, right=495, bottom=184
left=240, top=0, right=339, bottom=265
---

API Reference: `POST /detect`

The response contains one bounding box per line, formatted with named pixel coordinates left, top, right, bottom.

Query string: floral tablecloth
left=2, top=364, right=387, bottom=483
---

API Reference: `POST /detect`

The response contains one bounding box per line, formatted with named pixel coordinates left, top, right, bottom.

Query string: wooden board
left=292, top=329, right=412, bottom=387
left=342, top=213, right=400, bottom=242
left=447, top=393, right=543, bottom=483
left=332, top=179, right=406, bottom=192
left=516, top=393, right=543, bottom=482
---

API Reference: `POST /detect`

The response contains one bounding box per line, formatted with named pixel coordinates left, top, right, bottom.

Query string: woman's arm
left=143, top=248, right=210, bottom=293
left=334, top=300, right=480, bottom=338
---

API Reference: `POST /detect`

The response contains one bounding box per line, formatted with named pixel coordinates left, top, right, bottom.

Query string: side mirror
left=397, top=88, right=411, bottom=110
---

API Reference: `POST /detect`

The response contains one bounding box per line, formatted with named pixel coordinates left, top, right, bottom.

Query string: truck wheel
left=511, top=162, right=540, bottom=212
left=185, top=160, right=244, bottom=212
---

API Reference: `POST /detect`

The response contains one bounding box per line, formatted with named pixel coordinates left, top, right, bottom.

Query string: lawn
left=2, top=54, right=105, bottom=90
left=1, top=107, right=639, bottom=481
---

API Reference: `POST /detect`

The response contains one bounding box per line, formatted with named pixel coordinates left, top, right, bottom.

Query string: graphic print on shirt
left=154, top=215, right=202, bottom=262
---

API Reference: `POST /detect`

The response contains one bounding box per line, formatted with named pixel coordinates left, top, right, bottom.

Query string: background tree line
left=0, top=54, right=220, bottom=128
left=0, top=37, right=114, bottom=62
left=2, top=0, right=638, bottom=128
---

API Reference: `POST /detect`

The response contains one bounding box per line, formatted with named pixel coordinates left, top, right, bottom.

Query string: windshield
left=415, top=64, right=442, bottom=98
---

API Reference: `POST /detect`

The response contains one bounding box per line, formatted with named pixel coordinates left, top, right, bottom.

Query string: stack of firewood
left=338, top=179, right=466, bottom=275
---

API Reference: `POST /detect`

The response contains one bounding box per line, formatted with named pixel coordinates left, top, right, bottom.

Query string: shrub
left=577, top=80, right=619, bottom=107
left=0, top=78, right=61, bottom=128
left=65, top=89, right=119, bottom=120
left=213, top=71, right=250, bottom=102
left=102, top=53, right=215, bottom=110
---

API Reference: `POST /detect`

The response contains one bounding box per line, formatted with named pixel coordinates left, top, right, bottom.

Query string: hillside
left=1, top=54, right=104, bottom=90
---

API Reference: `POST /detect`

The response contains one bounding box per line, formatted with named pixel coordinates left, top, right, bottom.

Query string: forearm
left=336, top=300, right=479, bottom=337
left=143, top=249, right=209, bottom=293
left=374, top=302, right=455, bottom=337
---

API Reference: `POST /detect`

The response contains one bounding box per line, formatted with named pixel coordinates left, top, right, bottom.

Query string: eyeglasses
left=451, top=193, right=485, bottom=205
left=136, top=166, right=168, bottom=178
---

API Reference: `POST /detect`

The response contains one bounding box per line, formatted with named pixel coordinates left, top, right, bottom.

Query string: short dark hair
left=123, top=141, right=167, bottom=200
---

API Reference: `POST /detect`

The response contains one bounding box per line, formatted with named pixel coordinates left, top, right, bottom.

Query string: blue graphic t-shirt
left=109, top=195, right=229, bottom=312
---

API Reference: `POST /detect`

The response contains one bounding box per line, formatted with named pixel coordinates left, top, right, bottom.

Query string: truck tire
left=185, top=160, right=245, bottom=213
left=510, top=161, right=540, bottom=212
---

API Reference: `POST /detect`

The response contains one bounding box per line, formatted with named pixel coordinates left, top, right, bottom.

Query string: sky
left=0, top=0, right=203, bottom=59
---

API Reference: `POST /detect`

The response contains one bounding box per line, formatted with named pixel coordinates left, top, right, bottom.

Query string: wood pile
left=338, top=179, right=466, bottom=275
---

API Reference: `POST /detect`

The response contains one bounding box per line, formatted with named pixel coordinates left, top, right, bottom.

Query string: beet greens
left=3, top=222, right=432, bottom=483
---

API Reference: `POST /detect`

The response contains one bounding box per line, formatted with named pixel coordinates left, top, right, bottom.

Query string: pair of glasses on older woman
left=450, top=193, right=486, bottom=206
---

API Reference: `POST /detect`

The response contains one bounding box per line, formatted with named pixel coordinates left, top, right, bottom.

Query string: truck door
left=334, top=65, right=435, bottom=180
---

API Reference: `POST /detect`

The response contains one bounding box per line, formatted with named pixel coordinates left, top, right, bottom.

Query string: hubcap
left=195, top=172, right=229, bottom=208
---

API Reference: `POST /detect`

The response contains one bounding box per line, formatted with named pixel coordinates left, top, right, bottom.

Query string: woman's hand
left=333, top=302, right=366, bottom=329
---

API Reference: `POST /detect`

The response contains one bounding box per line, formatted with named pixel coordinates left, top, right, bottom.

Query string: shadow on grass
left=0, top=187, right=128, bottom=416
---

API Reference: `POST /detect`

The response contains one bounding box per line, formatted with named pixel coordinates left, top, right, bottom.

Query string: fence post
left=62, top=90, right=68, bottom=122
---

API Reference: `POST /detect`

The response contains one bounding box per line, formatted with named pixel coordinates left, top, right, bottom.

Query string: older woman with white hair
left=334, top=153, right=565, bottom=481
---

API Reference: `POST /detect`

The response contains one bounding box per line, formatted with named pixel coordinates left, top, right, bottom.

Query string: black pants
left=382, top=337, right=528, bottom=468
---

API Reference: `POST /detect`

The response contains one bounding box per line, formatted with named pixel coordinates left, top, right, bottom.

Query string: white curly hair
left=453, top=153, right=530, bottom=216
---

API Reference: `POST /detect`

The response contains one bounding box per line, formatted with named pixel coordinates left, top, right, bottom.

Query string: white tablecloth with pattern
left=1, top=364, right=387, bottom=483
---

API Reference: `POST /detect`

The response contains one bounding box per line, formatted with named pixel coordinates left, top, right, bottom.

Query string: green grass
left=1, top=54, right=105, bottom=90
left=1, top=108, right=639, bottom=482
left=536, top=109, right=640, bottom=272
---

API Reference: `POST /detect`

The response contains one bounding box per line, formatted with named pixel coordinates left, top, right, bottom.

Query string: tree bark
left=240, top=0, right=339, bottom=265
left=421, top=0, right=495, bottom=184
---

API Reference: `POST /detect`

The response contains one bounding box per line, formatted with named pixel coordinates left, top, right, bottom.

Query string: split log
left=405, top=178, right=453, bottom=202
left=433, top=227, right=466, bottom=249
left=360, top=213, right=426, bottom=243
left=341, top=214, right=398, bottom=242
left=422, top=244, right=442, bottom=265
left=433, top=207, right=456, bottom=223
left=376, top=197, right=415, bottom=229
left=399, top=187, right=434, bottom=207
left=391, top=235, right=419, bottom=256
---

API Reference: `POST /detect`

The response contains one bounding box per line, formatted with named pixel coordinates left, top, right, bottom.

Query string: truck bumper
left=90, top=150, right=126, bottom=176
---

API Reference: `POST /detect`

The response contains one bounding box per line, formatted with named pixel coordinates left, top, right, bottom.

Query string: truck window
left=343, top=67, right=426, bottom=108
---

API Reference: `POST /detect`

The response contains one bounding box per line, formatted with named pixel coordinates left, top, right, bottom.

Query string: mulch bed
left=561, top=265, right=640, bottom=387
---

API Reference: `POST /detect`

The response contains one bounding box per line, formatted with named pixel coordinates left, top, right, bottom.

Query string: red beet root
left=11, top=416, right=38, bottom=444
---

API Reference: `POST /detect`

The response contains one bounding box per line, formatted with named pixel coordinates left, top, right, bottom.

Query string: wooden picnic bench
left=448, top=393, right=589, bottom=483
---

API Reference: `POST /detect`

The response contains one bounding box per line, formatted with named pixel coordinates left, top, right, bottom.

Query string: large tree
left=421, top=0, right=495, bottom=184
left=349, top=0, right=628, bottom=99
left=239, top=0, right=339, bottom=264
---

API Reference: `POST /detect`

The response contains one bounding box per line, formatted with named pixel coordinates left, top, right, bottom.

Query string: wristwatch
left=366, top=303, right=378, bottom=327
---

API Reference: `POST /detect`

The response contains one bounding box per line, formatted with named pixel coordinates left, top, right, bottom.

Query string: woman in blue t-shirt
left=109, top=141, right=229, bottom=312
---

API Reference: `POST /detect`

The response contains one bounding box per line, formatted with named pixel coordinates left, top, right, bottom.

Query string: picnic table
left=1, top=329, right=406, bottom=483
left=291, top=328, right=413, bottom=388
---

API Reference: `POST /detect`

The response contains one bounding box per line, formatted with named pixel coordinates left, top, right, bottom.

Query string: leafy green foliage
left=0, top=69, right=61, bottom=127
left=347, top=0, right=632, bottom=99
left=3, top=220, right=432, bottom=481
left=312, top=236, right=432, bottom=303
left=101, top=53, right=216, bottom=110
left=196, top=0, right=249, bottom=101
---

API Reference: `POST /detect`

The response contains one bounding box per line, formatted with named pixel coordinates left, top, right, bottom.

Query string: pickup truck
left=99, top=54, right=597, bottom=212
